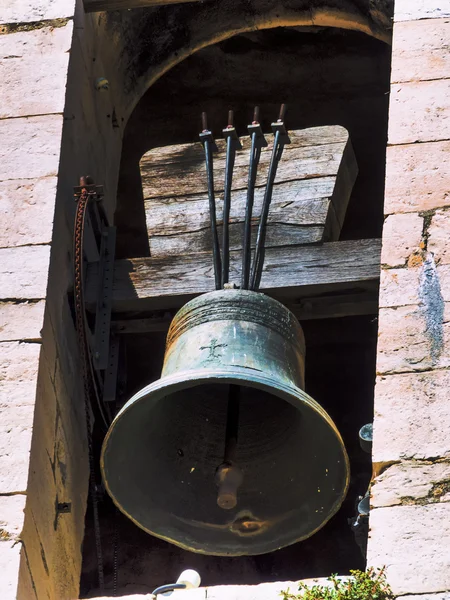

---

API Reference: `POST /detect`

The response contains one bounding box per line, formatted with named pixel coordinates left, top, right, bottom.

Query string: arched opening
left=81, top=19, right=391, bottom=597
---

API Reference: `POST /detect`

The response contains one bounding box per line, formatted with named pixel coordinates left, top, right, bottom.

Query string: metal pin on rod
left=199, top=112, right=222, bottom=290
left=250, top=104, right=290, bottom=291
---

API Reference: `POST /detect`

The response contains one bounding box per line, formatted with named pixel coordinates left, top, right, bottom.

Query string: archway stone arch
left=100, top=0, right=393, bottom=123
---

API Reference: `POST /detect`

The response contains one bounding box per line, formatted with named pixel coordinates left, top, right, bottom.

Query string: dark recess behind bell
left=80, top=25, right=388, bottom=596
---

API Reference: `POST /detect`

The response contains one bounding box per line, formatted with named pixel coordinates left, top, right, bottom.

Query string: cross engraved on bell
left=200, top=338, right=227, bottom=360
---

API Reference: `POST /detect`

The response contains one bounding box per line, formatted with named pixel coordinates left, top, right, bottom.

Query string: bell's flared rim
left=101, top=368, right=351, bottom=556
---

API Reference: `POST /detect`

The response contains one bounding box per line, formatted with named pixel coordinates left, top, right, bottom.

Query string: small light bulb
left=176, top=569, right=201, bottom=590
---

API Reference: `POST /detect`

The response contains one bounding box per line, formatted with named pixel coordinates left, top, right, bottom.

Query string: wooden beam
left=84, top=0, right=200, bottom=11
left=111, top=290, right=378, bottom=334
left=86, top=239, right=381, bottom=316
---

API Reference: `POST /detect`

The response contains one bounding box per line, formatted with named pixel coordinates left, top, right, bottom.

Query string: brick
left=0, top=495, right=26, bottom=539
left=0, top=342, right=40, bottom=493
left=380, top=213, right=423, bottom=267
left=367, top=504, right=450, bottom=595
left=0, top=24, right=73, bottom=119
left=0, top=178, right=56, bottom=248
left=394, top=0, right=450, bottom=22
left=0, top=245, right=50, bottom=300
left=429, top=208, right=450, bottom=264
left=0, top=301, right=45, bottom=342
left=372, top=370, right=450, bottom=463
left=391, top=18, right=450, bottom=83
left=371, top=460, right=450, bottom=508
left=388, top=80, right=450, bottom=145
left=0, top=1, right=75, bottom=24
left=0, top=115, right=63, bottom=181
left=377, top=304, right=450, bottom=373
left=384, top=141, right=450, bottom=214
left=0, top=540, right=21, bottom=600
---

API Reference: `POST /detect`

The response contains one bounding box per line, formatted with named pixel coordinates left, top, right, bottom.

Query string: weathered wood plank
left=146, top=179, right=335, bottom=256
left=141, top=126, right=357, bottom=256
left=86, top=239, right=381, bottom=313
left=84, top=0, right=200, bottom=11
left=140, top=128, right=349, bottom=199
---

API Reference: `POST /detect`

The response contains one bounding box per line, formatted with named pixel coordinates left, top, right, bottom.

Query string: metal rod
left=250, top=104, right=289, bottom=291
left=250, top=129, right=283, bottom=290
left=200, top=113, right=222, bottom=290
left=152, top=584, right=187, bottom=596
left=215, top=384, right=243, bottom=510
left=242, top=134, right=258, bottom=289
left=242, top=107, right=266, bottom=290
left=224, top=384, right=240, bottom=464
left=221, top=110, right=237, bottom=288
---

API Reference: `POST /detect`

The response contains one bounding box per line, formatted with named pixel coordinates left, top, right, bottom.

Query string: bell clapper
left=215, top=384, right=243, bottom=510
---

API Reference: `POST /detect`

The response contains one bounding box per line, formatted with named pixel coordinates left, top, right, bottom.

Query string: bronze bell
left=101, top=290, right=350, bottom=556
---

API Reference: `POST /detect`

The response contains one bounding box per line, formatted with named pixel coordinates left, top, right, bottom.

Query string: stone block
left=377, top=304, right=450, bottom=373
left=0, top=178, right=56, bottom=248
left=379, top=267, right=421, bottom=308
left=391, top=18, right=450, bottom=83
left=0, top=0, right=75, bottom=24
left=0, top=381, right=39, bottom=413
left=384, top=141, right=450, bottom=214
left=372, top=370, right=450, bottom=463
left=0, top=403, right=35, bottom=493
left=429, top=208, right=450, bottom=265
left=16, top=553, right=38, bottom=600
left=0, top=301, right=45, bottom=342
left=368, top=503, right=450, bottom=595
left=394, top=0, right=450, bottom=22
left=380, top=213, right=423, bottom=267
left=0, top=115, right=63, bottom=181
left=371, top=460, right=450, bottom=508
left=0, top=495, right=26, bottom=540
left=388, top=80, right=450, bottom=146
left=25, top=353, right=87, bottom=600
left=25, top=420, right=83, bottom=600
left=20, top=510, right=51, bottom=600
left=0, top=24, right=73, bottom=119
left=0, top=540, right=21, bottom=600
left=0, top=341, right=40, bottom=384
left=379, top=261, right=450, bottom=308
left=0, top=245, right=50, bottom=300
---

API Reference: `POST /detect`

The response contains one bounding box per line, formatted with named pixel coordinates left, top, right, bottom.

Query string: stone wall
left=367, top=1, right=450, bottom=598
left=0, top=2, right=124, bottom=598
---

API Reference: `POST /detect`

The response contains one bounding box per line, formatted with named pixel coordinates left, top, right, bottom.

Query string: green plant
left=281, top=568, right=394, bottom=600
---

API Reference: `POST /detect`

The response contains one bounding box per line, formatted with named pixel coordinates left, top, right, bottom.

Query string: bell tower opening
left=80, top=24, right=390, bottom=597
